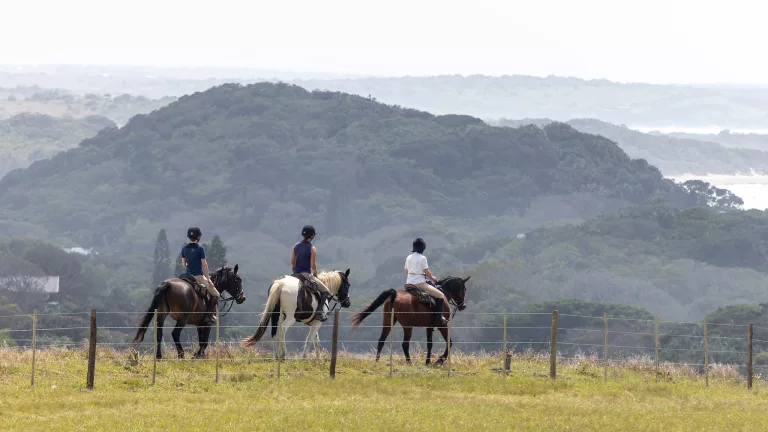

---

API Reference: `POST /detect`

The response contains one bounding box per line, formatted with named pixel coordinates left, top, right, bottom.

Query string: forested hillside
left=424, top=204, right=768, bottom=320
left=0, top=113, right=114, bottom=178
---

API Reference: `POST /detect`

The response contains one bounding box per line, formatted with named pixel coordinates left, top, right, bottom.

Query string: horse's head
left=439, top=276, right=470, bottom=311
left=336, top=268, right=352, bottom=308
left=212, top=264, right=246, bottom=304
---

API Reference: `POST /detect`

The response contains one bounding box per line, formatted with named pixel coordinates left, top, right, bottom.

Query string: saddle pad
left=293, top=273, right=320, bottom=323
left=404, top=284, right=434, bottom=308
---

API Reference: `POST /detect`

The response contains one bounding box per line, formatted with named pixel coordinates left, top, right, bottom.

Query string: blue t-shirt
left=182, top=243, right=206, bottom=276
left=293, top=241, right=312, bottom=274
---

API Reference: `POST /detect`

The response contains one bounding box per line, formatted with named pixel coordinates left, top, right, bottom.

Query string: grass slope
left=1, top=348, right=767, bottom=431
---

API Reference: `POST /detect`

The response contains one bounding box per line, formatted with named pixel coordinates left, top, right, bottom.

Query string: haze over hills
left=495, top=118, right=768, bottom=176
left=4, top=66, right=768, bottom=129
left=0, top=113, right=114, bottom=178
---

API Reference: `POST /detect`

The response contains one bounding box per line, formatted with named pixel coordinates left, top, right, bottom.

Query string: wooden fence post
left=277, top=312, right=284, bottom=379
left=748, top=323, right=753, bottom=390
left=603, top=312, right=608, bottom=383
left=503, top=309, right=509, bottom=372
left=703, top=321, right=708, bottom=387
left=86, top=309, right=97, bottom=389
left=152, top=308, right=158, bottom=386
left=330, top=309, right=340, bottom=379
left=388, top=309, right=394, bottom=378
left=30, top=309, right=38, bottom=388
left=550, top=310, right=558, bottom=379
left=654, top=317, right=659, bottom=383
left=447, top=308, right=453, bottom=377
left=215, top=308, right=220, bottom=383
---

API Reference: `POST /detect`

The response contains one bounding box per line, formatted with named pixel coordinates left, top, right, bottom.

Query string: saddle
left=291, top=273, right=323, bottom=323
left=178, top=274, right=210, bottom=303
left=404, top=284, right=436, bottom=310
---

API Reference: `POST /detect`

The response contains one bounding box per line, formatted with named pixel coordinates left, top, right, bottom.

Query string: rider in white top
left=405, top=238, right=448, bottom=327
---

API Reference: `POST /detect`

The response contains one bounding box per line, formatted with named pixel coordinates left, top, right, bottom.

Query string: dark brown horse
left=132, top=265, right=245, bottom=359
left=350, top=276, right=469, bottom=365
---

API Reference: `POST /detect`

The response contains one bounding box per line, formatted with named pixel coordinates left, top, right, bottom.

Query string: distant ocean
left=628, top=125, right=768, bottom=211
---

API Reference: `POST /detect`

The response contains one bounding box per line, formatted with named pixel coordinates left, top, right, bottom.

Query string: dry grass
left=1, top=346, right=767, bottom=431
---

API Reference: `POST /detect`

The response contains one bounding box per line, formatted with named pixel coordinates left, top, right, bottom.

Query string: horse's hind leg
left=426, top=328, right=434, bottom=366
left=156, top=314, right=167, bottom=360
left=402, top=327, right=413, bottom=364
left=376, top=305, right=396, bottom=362
left=171, top=316, right=188, bottom=359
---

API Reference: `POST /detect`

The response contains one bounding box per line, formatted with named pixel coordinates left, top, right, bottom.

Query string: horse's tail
left=241, top=279, right=283, bottom=347
left=132, top=281, right=171, bottom=345
left=350, top=289, right=397, bottom=329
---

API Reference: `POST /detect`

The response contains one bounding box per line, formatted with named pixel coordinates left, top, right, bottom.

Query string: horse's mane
left=317, top=270, right=343, bottom=294
left=438, top=276, right=461, bottom=291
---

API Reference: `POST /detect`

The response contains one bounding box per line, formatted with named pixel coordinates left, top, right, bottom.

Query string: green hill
left=0, top=82, right=710, bottom=292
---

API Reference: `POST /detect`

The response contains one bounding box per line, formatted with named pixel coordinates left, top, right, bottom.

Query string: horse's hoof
left=436, top=358, right=445, bottom=366
left=425, top=360, right=431, bottom=366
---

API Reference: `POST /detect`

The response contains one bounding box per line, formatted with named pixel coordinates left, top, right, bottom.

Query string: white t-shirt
left=405, top=252, right=429, bottom=285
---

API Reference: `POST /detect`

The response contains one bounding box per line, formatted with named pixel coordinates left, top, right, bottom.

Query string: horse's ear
left=233, top=264, right=239, bottom=275
left=463, top=276, right=471, bottom=283
left=344, top=268, right=350, bottom=277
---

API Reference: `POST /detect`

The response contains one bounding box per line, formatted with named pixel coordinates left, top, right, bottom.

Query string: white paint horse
left=240, top=269, right=351, bottom=358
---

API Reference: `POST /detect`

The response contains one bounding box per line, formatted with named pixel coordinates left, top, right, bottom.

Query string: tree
left=203, top=235, right=227, bottom=269
left=151, top=229, right=171, bottom=286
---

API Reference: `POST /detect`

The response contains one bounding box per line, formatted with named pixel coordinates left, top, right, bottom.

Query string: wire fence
left=0, top=308, right=765, bottom=389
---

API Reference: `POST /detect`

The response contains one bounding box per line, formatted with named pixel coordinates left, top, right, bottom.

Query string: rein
left=218, top=291, right=236, bottom=318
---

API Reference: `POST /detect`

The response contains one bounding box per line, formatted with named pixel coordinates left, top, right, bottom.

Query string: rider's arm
left=291, top=248, right=296, bottom=268
left=310, top=246, right=318, bottom=276
left=181, top=257, right=187, bottom=268
left=201, top=258, right=211, bottom=281
left=424, top=268, right=437, bottom=282
left=404, top=267, right=408, bottom=278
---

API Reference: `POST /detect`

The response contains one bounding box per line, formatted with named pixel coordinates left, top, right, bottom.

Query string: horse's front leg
left=194, top=325, right=211, bottom=359
left=436, top=326, right=451, bottom=366
left=426, top=328, right=434, bottom=366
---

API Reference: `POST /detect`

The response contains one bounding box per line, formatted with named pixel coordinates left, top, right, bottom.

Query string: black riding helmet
left=302, top=225, right=316, bottom=238
left=412, top=238, right=426, bottom=254
left=187, top=226, right=202, bottom=240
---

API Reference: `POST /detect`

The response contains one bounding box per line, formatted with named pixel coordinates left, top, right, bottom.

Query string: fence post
left=277, top=312, right=284, bottom=379
left=603, top=312, right=608, bottom=383
left=703, top=321, right=708, bottom=387
left=388, top=308, right=394, bottom=378
left=748, top=323, right=753, bottom=390
left=503, top=309, right=509, bottom=372
left=654, top=317, right=659, bottom=383
left=30, top=309, right=38, bottom=388
left=215, top=307, right=220, bottom=383
left=86, top=309, right=97, bottom=389
left=447, top=308, right=453, bottom=377
left=330, top=309, right=340, bottom=379
left=550, top=310, right=558, bottom=379
left=152, top=308, right=158, bottom=386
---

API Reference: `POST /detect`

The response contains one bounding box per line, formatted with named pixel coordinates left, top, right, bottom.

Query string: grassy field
left=1, top=346, right=767, bottom=431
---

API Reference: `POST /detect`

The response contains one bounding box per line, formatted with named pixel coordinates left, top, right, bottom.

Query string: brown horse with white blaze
left=350, top=276, right=469, bottom=365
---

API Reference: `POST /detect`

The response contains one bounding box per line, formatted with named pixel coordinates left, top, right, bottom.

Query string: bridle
left=211, top=268, right=243, bottom=318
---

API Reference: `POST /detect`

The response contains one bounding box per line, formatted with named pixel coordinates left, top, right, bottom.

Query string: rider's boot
left=204, top=296, right=218, bottom=326
left=432, top=297, right=449, bottom=328
left=316, top=292, right=331, bottom=322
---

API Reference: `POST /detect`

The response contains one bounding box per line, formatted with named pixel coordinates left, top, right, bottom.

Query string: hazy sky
left=2, top=0, right=765, bottom=84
